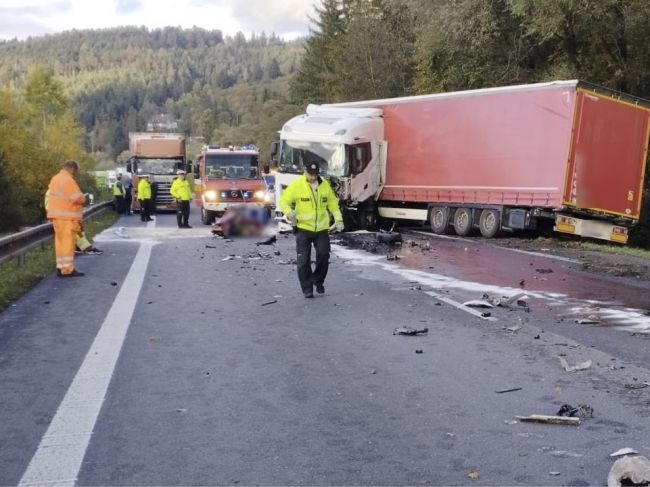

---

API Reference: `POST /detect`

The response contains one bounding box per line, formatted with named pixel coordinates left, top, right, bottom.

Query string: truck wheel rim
left=457, top=211, right=469, bottom=230
left=433, top=210, right=445, bottom=228
left=485, top=212, right=496, bottom=230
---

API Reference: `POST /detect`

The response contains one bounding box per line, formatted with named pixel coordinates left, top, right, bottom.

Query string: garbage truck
left=127, top=132, right=187, bottom=212
left=273, top=80, right=650, bottom=243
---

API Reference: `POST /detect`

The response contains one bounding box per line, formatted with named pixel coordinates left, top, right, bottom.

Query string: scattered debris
left=205, top=244, right=216, bottom=249
left=536, top=268, right=554, bottom=274
left=386, top=254, right=400, bottom=261
left=625, top=383, right=649, bottom=390
left=467, top=469, right=479, bottom=480
left=495, top=387, right=522, bottom=394
left=176, top=408, right=187, bottom=413
left=505, top=325, right=521, bottom=333
left=559, top=357, right=592, bottom=372
left=415, top=349, right=423, bottom=354
left=113, top=227, right=130, bottom=238
left=393, top=326, right=429, bottom=336
left=516, top=414, right=580, bottom=426
left=276, top=259, right=297, bottom=265
left=148, top=337, right=160, bottom=343
left=481, top=312, right=492, bottom=318
left=221, top=256, right=235, bottom=261
left=549, top=472, right=561, bottom=476
left=376, top=231, right=402, bottom=244
left=607, top=455, right=650, bottom=487
left=110, top=281, right=118, bottom=286
left=256, top=235, right=277, bottom=246
left=261, top=300, right=277, bottom=306
left=557, top=404, right=579, bottom=417
left=610, top=448, right=639, bottom=458
left=463, top=300, right=495, bottom=308
left=533, top=334, right=541, bottom=339
left=550, top=450, right=583, bottom=458
left=370, top=369, right=377, bottom=375
left=576, top=315, right=601, bottom=325
left=504, top=420, right=518, bottom=425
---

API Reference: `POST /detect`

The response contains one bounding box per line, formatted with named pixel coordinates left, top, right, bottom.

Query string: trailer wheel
left=479, top=209, right=500, bottom=238
left=201, top=208, right=215, bottom=225
left=429, top=207, right=451, bottom=234
left=453, top=208, right=473, bottom=236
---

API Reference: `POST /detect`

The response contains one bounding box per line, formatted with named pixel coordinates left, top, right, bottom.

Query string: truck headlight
left=204, top=190, right=217, bottom=201
left=254, top=190, right=265, bottom=199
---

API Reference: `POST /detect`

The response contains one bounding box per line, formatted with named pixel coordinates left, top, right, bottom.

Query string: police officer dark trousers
left=296, top=229, right=330, bottom=295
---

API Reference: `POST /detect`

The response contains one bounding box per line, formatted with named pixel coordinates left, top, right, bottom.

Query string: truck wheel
left=453, top=208, right=473, bottom=236
left=479, top=209, right=500, bottom=238
left=201, top=208, right=214, bottom=225
left=429, top=207, right=450, bottom=234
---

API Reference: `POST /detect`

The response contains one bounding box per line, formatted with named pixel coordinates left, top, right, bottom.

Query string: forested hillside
left=0, top=27, right=304, bottom=162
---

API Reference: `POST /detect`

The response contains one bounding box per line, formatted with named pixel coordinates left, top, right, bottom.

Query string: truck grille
left=219, top=189, right=256, bottom=201
left=153, top=182, right=174, bottom=205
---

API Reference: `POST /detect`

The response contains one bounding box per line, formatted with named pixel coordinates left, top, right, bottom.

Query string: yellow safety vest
left=280, top=175, right=342, bottom=232
left=138, top=179, right=152, bottom=200
left=170, top=178, right=192, bottom=201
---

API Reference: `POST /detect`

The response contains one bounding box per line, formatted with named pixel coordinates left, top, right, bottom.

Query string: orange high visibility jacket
left=46, top=169, right=85, bottom=220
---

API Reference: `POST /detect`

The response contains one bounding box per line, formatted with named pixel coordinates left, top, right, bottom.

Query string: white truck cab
left=274, top=105, right=386, bottom=228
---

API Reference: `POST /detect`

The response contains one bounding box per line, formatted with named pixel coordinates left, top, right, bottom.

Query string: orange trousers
left=53, top=219, right=81, bottom=275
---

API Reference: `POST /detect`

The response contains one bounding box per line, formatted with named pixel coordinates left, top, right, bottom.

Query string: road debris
left=625, top=383, right=649, bottom=389
left=205, top=244, right=216, bottom=249
left=610, top=448, right=639, bottom=457
left=393, top=326, right=429, bottom=336
left=576, top=315, right=601, bottom=325
left=110, top=281, right=118, bottom=286
left=467, top=469, right=479, bottom=480
left=516, top=414, right=580, bottom=426
left=415, top=349, right=423, bottom=354
left=463, top=300, right=494, bottom=308
left=386, top=253, right=400, bottom=261
left=535, top=268, right=554, bottom=274
left=549, top=472, right=561, bottom=476
left=261, top=300, right=277, bottom=306
left=559, top=357, right=592, bottom=372
left=607, top=455, right=650, bottom=487
left=376, top=231, right=402, bottom=244
left=276, top=259, right=297, bottom=265
left=495, top=387, right=522, bottom=394
left=504, top=325, right=521, bottom=333
left=113, top=227, right=130, bottom=238
left=256, top=235, right=277, bottom=246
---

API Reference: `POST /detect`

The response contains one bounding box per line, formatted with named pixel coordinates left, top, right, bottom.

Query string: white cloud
left=0, top=0, right=315, bottom=40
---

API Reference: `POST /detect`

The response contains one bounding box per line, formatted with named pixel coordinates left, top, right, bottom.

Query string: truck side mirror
left=263, top=164, right=270, bottom=175
left=126, top=162, right=132, bottom=173
left=270, top=141, right=279, bottom=158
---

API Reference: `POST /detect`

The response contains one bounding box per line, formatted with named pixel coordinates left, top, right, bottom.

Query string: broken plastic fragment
left=393, top=326, right=429, bottom=336
left=608, top=455, right=650, bottom=487
left=610, top=448, right=639, bottom=458
left=559, top=357, right=592, bottom=372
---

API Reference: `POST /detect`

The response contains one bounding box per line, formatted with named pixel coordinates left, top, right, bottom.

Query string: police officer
left=170, top=169, right=192, bottom=228
left=280, top=162, right=344, bottom=298
left=138, top=174, right=153, bottom=222
left=113, top=173, right=125, bottom=214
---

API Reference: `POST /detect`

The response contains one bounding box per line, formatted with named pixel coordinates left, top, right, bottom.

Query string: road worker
left=170, top=169, right=192, bottom=228
left=113, top=173, right=126, bottom=214
left=45, top=190, right=103, bottom=255
left=137, top=174, right=153, bottom=222
left=46, top=160, right=87, bottom=277
left=280, top=162, right=344, bottom=298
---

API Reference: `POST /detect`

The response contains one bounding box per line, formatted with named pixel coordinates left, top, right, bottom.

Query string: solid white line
left=18, top=242, right=153, bottom=487
left=424, top=291, right=497, bottom=321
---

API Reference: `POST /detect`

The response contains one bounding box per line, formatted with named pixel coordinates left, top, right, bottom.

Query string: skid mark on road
left=18, top=242, right=153, bottom=487
left=333, top=245, right=650, bottom=333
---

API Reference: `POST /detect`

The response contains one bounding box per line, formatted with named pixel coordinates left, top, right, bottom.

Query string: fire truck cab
left=192, top=145, right=271, bottom=225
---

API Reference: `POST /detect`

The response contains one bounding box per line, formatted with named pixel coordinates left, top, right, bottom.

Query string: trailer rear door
left=564, top=90, right=650, bottom=219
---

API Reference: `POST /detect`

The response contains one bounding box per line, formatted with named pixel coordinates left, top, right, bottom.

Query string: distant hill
left=0, top=27, right=305, bottom=160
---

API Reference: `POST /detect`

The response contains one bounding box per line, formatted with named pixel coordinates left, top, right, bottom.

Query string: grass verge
left=0, top=209, right=118, bottom=311
left=576, top=241, right=650, bottom=260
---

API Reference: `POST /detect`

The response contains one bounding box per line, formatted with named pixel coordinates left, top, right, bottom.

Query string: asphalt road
left=1, top=208, right=649, bottom=486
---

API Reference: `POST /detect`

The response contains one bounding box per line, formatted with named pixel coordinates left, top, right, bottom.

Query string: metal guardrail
left=0, top=201, right=113, bottom=266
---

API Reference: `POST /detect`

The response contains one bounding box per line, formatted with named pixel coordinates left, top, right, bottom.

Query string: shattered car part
left=559, top=357, right=592, bottom=372
left=393, top=326, right=429, bottom=336
left=608, top=455, right=650, bottom=487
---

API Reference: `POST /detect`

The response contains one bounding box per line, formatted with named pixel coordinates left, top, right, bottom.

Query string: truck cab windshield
left=206, top=154, right=259, bottom=179
left=136, top=158, right=181, bottom=175
left=279, top=141, right=346, bottom=177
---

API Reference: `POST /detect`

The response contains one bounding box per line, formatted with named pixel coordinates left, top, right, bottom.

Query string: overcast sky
left=0, top=0, right=317, bottom=41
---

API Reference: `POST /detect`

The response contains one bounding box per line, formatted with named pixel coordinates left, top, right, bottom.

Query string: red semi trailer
left=275, top=80, right=650, bottom=243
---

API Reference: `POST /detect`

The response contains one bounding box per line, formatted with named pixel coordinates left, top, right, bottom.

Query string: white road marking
left=18, top=242, right=154, bottom=487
